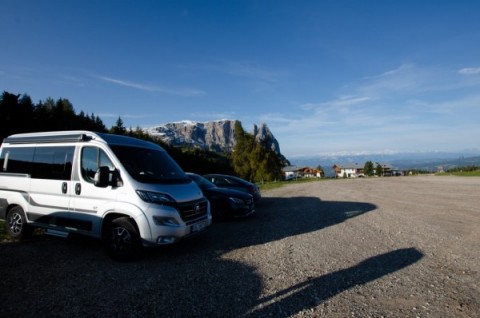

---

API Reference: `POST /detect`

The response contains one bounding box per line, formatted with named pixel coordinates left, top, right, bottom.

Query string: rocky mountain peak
left=144, top=120, right=283, bottom=157
left=253, top=123, right=282, bottom=154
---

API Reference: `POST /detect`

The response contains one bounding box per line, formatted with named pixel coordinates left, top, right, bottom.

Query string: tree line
left=445, top=165, right=480, bottom=172
left=363, top=161, right=383, bottom=177
left=1, top=91, right=284, bottom=182
left=231, top=121, right=284, bottom=182
left=0, top=91, right=106, bottom=138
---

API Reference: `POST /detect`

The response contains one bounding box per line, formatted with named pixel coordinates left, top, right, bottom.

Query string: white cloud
left=458, top=67, right=480, bottom=75
left=304, top=96, right=373, bottom=111
left=358, top=63, right=433, bottom=95
left=364, top=63, right=415, bottom=79
left=95, top=75, right=205, bottom=96
left=258, top=63, right=480, bottom=157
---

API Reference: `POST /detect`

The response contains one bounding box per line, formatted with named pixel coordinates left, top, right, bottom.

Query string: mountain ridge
left=144, top=119, right=288, bottom=163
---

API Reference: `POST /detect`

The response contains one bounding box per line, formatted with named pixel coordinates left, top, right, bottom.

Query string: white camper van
left=0, top=131, right=211, bottom=260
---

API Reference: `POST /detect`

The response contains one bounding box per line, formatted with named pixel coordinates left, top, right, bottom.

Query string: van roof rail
left=3, top=133, right=93, bottom=144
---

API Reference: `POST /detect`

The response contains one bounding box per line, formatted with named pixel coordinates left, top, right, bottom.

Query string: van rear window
left=0, top=147, right=34, bottom=174
left=0, top=146, right=74, bottom=180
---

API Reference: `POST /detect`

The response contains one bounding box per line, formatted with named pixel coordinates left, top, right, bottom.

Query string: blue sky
left=1, top=1, right=480, bottom=158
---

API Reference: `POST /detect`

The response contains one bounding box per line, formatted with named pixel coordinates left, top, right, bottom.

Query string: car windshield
left=111, top=145, right=190, bottom=184
left=189, top=174, right=216, bottom=189
left=228, top=175, right=252, bottom=185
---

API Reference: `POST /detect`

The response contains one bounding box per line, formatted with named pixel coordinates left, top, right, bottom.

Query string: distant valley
left=289, top=152, right=480, bottom=177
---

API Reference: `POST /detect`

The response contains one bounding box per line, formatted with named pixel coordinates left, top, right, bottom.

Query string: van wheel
left=104, top=217, right=141, bottom=261
left=6, top=206, right=33, bottom=240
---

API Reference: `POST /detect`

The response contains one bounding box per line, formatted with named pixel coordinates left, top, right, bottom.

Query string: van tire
left=5, top=206, right=33, bottom=240
left=104, top=217, right=141, bottom=261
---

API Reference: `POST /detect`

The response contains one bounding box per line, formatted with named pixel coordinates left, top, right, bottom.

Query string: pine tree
left=232, top=121, right=284, bottom=182
left=110, top=116, right=127, bottom=135
left=364, top=161, right=374, bottom=176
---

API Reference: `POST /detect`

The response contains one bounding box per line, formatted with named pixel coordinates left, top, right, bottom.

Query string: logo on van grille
left=177, top=198, right=208, bottom=222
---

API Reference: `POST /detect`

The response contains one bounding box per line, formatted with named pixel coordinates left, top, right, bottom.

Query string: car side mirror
left=94, top=166, right=110, bottom=188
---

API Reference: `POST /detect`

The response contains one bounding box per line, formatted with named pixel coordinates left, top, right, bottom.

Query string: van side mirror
left=94, top=166, right=110, bottom=188
left=111, top=169, right=123, bottom=187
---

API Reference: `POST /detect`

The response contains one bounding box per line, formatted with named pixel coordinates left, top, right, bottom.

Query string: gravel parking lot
left=1, top=175, right=479, bottom=317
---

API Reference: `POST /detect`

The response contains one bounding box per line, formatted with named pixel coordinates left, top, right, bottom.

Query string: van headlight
left=136, top=190, right=175, bottom=204
left=152, top=216, right=179, bottom=226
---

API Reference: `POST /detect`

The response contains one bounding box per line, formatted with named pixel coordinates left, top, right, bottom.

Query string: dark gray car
left=203, top=174, right=261, bottom=202
left=187, top=173, right=255, bottom=220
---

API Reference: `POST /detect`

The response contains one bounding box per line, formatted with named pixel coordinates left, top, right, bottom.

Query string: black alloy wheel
left=5, top=206, right=32, bottom=240
left=104, top=217, right=142, bottom=261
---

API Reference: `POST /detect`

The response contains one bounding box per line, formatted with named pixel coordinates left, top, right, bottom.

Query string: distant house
left=333, top=162, right=395, bottom=178
left=375, top=162, right=393, bottom=176
left=282, top=166, right=299, bottom=180
left=282, top=166, right=323, bottom=180
left=333, top=163, right=365, bottom=178
left=298, top=167, right=323, bottom=178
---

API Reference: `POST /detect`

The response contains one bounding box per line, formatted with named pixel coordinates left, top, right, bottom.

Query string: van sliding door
left=28, top=146, right=75, bottom=226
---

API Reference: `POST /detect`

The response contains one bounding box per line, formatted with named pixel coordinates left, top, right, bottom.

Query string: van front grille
left=177, top=198, right=208, bottom=222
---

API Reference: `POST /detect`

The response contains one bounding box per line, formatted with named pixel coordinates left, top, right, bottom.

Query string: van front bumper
left=140, top=198, right=212, bottom=246
left=152, top=216, right=211, bottom=245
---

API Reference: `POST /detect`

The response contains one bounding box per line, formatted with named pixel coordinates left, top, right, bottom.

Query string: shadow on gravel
left=261, top=196, right=377, bottom=237
left=0, top=196, right=383, bottom=317
left=201, top=196, right=378, bottom=252
left=249, top=247, right=424, bottom=317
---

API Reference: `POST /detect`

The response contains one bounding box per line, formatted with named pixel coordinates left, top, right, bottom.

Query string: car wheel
left=5, top=206, right=33, bottom=240
left=104, top=217, right=142, bottom=261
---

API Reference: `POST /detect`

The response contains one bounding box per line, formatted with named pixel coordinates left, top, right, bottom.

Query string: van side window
left=31, top=146, right=75, bottom=180
left=81, top=147, right=114, bottom=183
left=0, top=147, right=35, bottom=174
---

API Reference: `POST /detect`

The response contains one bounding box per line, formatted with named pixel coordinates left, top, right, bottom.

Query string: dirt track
left=1, top=175, right=479, bottom=317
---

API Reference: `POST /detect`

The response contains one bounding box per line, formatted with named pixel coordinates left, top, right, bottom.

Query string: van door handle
left=75, top=183, right=81, bottom=195
left=62, top=182, right=67, bottom=194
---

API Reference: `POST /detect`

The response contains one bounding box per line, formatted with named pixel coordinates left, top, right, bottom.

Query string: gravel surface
left=1, top=175, right=479, bottom=317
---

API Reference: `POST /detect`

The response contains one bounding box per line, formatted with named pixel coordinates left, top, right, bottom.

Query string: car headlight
left=228, top=197, right=244, bottom=205
left=136, top=190, right=175, bottom=204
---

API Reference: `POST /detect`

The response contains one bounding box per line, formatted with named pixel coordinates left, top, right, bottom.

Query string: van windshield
left=110, top=145, right=190, bottom=184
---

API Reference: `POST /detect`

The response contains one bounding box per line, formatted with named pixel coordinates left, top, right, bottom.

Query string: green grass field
left=258, top=177, right=324, bottom=191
